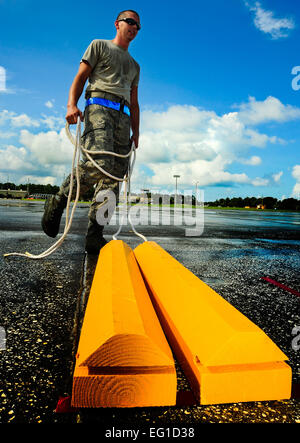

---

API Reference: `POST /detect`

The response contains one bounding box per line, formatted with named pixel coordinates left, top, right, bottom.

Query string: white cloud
left=0, top=109, right=40, bottom=128
left=0, top=145, right=33, bottom=171
left=272, top=171, right=283, bottom=183
left=236, top=96, right=300, bottom=125
left=292, top=165, right=300, bottom=181
left=1, top=96, right=299, bottom=193
left=245, top=1, right=295, bottom=39
left=40, top=114, right=65, bottom=130
left=251, top=177, right=269, bottom=187
left=0, top=110, right=14, bottom=126
left=19, top=128, right=74, bottom=166
left=292, top=183, right=300, bottom=198
left=135, top=97, right=300, bottom=189
left=0, top=130, right=17, bottom=139
left=0, top=110, right=74, bottom=183
left=0, top=109, right=65, bottom=132
left=45, top=100, right=54, bottom=109
left=10, top=113, right=40, bottom=128
left=19, top=175, right=58, bottom=186
left=137, top=158, right=251, bottom=188
left=292, top=165, right=300, bottom=198
left=238, top=155, right=262, bottom=165
left=142, top=105, right=215, bottom=132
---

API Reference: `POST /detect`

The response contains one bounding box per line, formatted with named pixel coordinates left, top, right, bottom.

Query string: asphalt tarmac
left=0, top=199, right=299, bottom=426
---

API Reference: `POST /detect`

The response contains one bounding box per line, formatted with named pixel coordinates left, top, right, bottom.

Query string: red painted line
left=55, top=396, right=78, bottom=413
left=261, top=277, right=300, bottom=298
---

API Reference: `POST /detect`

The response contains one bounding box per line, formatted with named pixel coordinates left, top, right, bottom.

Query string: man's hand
left=131, top=132, right=139, bottom=148
left=66, top=105, right=84, bottom=125
left=65, top=61, right=91, bottom=125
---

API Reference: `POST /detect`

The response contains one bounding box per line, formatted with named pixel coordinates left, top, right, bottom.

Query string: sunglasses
left=117, top=18, right=141, bottom=31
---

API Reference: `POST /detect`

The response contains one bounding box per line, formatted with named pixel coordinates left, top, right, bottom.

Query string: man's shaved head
left=116, top=10, right=140, bottom=21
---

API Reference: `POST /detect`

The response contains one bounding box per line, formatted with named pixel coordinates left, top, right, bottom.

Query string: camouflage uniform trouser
left=58, top=96, right=131, bottom=225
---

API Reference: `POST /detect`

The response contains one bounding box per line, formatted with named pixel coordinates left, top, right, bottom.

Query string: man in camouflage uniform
left=42, top=10, right=141, bottom=254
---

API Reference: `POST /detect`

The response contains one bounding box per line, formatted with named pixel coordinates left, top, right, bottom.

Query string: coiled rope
left=4, top=116, right=147, bottom=259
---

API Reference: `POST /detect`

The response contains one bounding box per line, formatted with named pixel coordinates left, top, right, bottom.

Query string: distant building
left=0, top=189, right=28, bottom=199
left=0, top=190, right=55, bottom=200
left=28, top=194, right=54, bottom=199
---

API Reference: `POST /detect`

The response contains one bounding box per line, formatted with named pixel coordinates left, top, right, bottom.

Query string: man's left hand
left=131, top=133, right=139, bottom=148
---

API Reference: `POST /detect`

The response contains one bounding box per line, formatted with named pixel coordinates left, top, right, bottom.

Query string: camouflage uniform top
left=81, top=39, right=140, bottom=104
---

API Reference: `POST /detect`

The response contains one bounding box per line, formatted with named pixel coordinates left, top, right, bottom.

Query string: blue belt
left=85, top=97, right=130, bottom=116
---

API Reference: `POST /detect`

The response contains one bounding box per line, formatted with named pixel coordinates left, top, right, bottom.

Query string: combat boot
left=41, top=194, right=68, bottom=238
left=85, top=220, right=107, bottom=254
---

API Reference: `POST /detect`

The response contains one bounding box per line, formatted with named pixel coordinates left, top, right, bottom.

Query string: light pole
left=173, top=175, right=180, bottom=206
left=141, top=188, right=150, bottom=204
left=195, top=181, right=199, bottom=206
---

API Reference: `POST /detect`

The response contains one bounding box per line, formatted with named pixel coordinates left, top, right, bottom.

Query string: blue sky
left=0, top=0, right=300, bottom=201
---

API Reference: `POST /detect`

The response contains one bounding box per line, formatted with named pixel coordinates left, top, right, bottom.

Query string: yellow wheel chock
left=71, top=240, right=177, bottom=408
left=134, top=241, right=292, bottom=405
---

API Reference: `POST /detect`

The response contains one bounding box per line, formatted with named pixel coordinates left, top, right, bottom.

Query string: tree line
left=206, top=196, right=300, bottom=211
left=0, top=181, right=95, bottom=200
left=1, top=182, right=299, bottom=210
left=0, top=182, right=60, bottom=195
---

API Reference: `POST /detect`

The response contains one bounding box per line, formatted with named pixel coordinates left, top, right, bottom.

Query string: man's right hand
left=66, top=105, right=84, bottom=125
left=65, top=62, right=92, bottom=124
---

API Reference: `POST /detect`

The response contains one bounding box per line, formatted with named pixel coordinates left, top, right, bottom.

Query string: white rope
left=4, top=116, right=147, bottom=259
left=112, top=145, right=147, bottom=242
